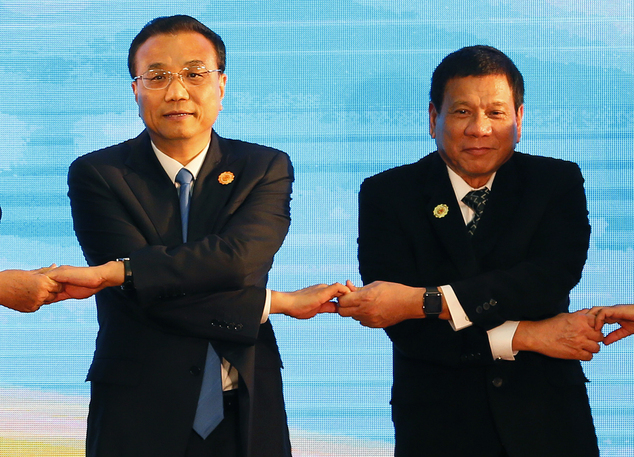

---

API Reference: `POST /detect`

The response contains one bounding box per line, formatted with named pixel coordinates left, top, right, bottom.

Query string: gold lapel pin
left=433, top=204, right=449, bottom=218
left=218, top=171, right=235, bottom=185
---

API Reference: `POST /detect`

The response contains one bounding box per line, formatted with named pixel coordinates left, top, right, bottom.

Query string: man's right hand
left=270, top=282, right=350, bottom=319
left=512, top=310, right=604, bottom=361
left=46, top=261, right=125, bottom=302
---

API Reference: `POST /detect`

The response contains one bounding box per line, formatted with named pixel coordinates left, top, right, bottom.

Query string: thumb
left=345, top=280, right=359, bottom=292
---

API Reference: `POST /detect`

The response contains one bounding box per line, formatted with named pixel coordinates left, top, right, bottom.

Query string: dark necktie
left=176, top=168, right=224, bottom=439
left=462, top=188, right=490, bottom=236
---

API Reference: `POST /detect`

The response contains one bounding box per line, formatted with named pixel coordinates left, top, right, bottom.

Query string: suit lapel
left=188, top=133, right=245, bottom=242
left=470, top=155, right=522, bottom=259
left=418, top=154, right=481, bottom=279
left=122, top=131, right=182, bottom=247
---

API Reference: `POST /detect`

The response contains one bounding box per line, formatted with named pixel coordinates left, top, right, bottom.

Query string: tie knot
left=176, top=168, right=194, bottom=186
left=462, top=188, right=489, bottom=211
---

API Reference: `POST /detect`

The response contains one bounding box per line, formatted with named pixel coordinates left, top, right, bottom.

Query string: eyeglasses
left=133, top=65, right=223, bottom=90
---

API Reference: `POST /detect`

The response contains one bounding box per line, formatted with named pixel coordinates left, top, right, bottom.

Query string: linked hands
left=1, top=258, right=350, bottom=320
left=512, top=311, right=604, bottom=361
left=271, top=283, right=350, bottom=319
left=0, top=261, right=125, bottom=312
left=48, top=263, right=353, bottom=322
left=334, top=280, right=634, bottom=361
left=337, top=280, right=450, bottom=328
left=0, top=266, right=63, bottom=312
left=45, top=262, right=125, bottom=302
left=587, top=305, right=634, bottom=345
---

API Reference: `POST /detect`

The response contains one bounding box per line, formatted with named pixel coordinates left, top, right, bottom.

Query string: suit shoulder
left=361, top=153, right=435, bottom=191
left=511, top=152, right=581, bottom=175
left=70, top=135, right=141, bottom=170
left=220, top=137, right=290, bottom=163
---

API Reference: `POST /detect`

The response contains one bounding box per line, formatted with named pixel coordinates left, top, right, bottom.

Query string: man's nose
left=164, top=74, right=190, bottom=101
left=465, top=112, right=492, bottom=136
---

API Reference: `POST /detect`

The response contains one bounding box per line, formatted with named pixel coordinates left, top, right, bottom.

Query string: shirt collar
left=151, top=141, right=210, bottom=184
left=446, top=166, right=496, bottom=203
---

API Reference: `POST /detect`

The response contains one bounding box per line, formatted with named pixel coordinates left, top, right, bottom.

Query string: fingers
left=603, top=328, right=630, bottom=345
left=32, top=264, right=57, bottom=274
left=328, top=282, right=351, bottom=297
left=317, top=302, right=337, bottom=314
left=345, top=280, right=358, bottom=292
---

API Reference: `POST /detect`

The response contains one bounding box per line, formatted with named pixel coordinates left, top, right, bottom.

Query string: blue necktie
left=175, top=168, right=224, bottom=439
left=175, top=168, right=194, bottom=243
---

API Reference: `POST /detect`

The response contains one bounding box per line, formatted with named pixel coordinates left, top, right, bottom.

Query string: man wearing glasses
left=54, top=15, right=346, bottom=457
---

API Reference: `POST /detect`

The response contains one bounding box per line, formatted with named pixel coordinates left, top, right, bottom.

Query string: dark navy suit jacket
left=68, top=130, right=293, bottom=457
left=358, top=151, right=599, bottom=457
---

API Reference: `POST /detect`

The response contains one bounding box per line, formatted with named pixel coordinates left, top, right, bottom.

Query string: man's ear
left=429, top=102, right=438, bottom=139
left=132, top=80, right=139, bottom=104
left=515, top=104, right=524, bottom=143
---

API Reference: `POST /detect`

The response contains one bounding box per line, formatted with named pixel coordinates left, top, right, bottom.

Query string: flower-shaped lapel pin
left=433, top=204, right=449, bottom=218
left=218, top=171, right=235, bottom=185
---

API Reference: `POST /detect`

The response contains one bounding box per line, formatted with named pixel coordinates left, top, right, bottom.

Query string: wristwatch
left=117, top=257, right=134, bottom=290
left=423, top=287, right=442, bottom=319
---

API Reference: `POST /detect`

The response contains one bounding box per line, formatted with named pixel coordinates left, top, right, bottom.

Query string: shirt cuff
left=487, top=321, right=520, bottom=361
left=440, top=285, right=472, bottom=331
left=261, top=288, right=272, bottom=324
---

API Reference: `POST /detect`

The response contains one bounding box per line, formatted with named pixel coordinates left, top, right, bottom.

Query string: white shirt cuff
left=440, top=285, right=472, bottom=331
left=487, top=321, right=520, bottom=361
left=261, top=288, right=272, bottom=324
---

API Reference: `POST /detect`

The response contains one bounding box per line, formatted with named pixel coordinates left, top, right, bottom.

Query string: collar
left=151, top=141, right=210, bottom=184
left=447, top=166, right=496, bottom=202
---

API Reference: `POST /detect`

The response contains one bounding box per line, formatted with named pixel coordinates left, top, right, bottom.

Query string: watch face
left=424, top=292, right=442, bottom=315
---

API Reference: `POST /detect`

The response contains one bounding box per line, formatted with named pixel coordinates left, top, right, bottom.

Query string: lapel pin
left=433, top=204, right=449, bottom=218
left=218, top=171, right=235, bottom=185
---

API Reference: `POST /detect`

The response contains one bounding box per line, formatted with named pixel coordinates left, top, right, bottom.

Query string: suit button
left=189, top=366, right=201, bottom=376
left=492, top=377, right=503, bottom=388
left=489, top=299, right=497, bottom=306
left=483, top=302, right=490, bottom=311
left=476, top=306, right=483, bottom=314
left=210, top=319, right=219, bottom=327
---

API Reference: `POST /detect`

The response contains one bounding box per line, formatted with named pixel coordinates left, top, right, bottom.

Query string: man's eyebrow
left=143, top=60, right=207, bottom=71
left=184, top=60, right=206, bottom=67
left=447, top=100, right=472, bottom=109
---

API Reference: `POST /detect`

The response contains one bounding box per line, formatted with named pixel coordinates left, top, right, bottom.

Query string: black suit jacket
left=358, top=152, right=599, bottom=457
left=68, top=130, right=293, bottom=457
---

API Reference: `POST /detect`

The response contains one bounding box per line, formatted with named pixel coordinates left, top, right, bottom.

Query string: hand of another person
left=0, top=266, right=62, bottom=312
left=270, top=282, right=350, bottom=319
left=46, top=261, right=125, bottom=302
left=337, top=280, right=433, bottom=328
left=588, top=305, right=634, bottom=345
left=512, top=310, right=604, bottom=361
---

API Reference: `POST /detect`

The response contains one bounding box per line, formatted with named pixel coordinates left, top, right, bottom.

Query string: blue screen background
left=0, top=1, right=632, bottom=455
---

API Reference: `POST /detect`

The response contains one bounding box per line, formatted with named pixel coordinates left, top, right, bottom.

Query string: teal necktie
left=176, top=168, right=224, bottom=439
left=462, top=188, right=490, bottom=236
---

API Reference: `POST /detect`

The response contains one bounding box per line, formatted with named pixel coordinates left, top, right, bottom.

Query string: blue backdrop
left=0, top=1, right=632, bottom=455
